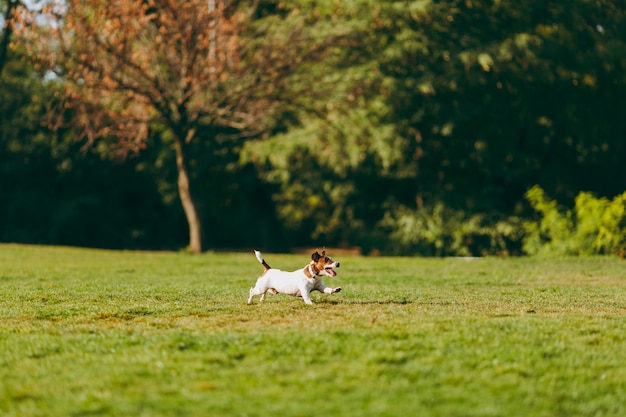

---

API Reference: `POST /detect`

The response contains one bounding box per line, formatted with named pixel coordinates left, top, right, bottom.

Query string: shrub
left=523, top=185, right=626, bottom=256
left=378, top=203, right=522, bottom=257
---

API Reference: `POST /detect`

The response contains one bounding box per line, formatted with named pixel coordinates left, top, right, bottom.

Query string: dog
left=248, top=249, right=341, bottom=305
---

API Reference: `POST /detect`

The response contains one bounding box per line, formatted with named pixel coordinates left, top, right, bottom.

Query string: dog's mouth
left=324, top=266, right=338, bottom=277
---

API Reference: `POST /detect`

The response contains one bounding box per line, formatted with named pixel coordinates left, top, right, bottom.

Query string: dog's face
left=311, top=250, right=340, bottom=277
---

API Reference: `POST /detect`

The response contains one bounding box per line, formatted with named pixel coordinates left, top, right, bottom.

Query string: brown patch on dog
left=304, top=250, right=339, bottom=278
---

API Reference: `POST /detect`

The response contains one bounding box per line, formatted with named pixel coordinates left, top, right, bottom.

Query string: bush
left=378, top=203, right=523, bottom=257
left=523, top=185, right=626, bottom=256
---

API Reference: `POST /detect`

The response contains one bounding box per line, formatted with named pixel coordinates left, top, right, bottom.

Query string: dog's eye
left=325, top=257, right=330, bottom=262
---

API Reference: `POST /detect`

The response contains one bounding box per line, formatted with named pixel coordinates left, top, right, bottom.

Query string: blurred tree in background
left=245, top=0, right=626, bottom=255
left=2, top=0, right=625, bottom=255
left=0, top=0, right=19, bottom=75
left=0, top=40, right=178, bottom=248
left=19, top=0, right=347, bottom=253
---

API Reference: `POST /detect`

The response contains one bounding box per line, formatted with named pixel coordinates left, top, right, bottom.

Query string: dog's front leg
left=301, top=290, right=314, bottom=305
left=315, top=281, right=342, bottom=295
left=323, top=286, right=342, bottom=294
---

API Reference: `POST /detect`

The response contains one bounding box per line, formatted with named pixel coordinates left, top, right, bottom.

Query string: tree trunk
left=0, top=0, right=18, bottom=77
left=174, top=137, right=203, bottom=253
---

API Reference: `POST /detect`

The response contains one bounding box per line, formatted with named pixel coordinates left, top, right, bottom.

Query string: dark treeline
left=1, top=0, right=625, bottom=255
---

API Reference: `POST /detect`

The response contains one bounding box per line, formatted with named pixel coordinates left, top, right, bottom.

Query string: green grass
left=1, top=244, right=626, bottom=416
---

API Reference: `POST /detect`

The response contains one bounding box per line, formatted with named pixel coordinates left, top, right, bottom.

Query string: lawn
left=1, top=244, right=626, bottom=416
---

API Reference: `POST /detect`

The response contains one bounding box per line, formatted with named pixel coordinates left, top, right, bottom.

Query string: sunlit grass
left=1, top=244, right=626, bottom=416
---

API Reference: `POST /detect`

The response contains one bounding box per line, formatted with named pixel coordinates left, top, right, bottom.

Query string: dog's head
left=310, top=249, right=340, bottom=277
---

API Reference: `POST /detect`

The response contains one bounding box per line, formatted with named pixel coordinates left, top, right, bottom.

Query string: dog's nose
left=336, top=262, right=340, bottom=267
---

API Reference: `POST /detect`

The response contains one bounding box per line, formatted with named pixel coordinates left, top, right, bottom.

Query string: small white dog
left=248, top=249, right=341, bottom=305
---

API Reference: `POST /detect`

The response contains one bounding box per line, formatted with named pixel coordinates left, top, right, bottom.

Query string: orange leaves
left=21, top=0, right=322, bottom=154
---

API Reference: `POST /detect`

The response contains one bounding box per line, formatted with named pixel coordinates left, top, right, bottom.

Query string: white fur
left=248, top=251, right=341, bottom=305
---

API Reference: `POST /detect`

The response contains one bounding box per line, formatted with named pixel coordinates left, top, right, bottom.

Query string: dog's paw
left=333, top=287, right=342, bottom=293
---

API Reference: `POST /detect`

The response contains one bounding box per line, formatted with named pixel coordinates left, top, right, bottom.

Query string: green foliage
left=376, top=0, right=626, bottom=207
left=379, top=203, right=522, bottom=256
left=0, top=47, right=182, bottom=248
left=3, top=245, right=626, bottom=416
left=523, top=185, right=626, bottom=256
left=244, top=0, right=626, bottom=253
left=522, top=186, right=576, bottom=256
left=4, top=0, right=626, bottom=254
left=575, top=191, right=626, bottom=255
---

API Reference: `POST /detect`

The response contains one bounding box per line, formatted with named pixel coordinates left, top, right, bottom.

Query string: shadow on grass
left=317, top=298, right=414, bottom=305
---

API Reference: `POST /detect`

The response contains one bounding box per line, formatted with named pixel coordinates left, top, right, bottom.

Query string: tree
left=1, top=0, right=21, bottom=76
left=374, top=0, right=626, bottom=211
left=245, top=0, right=626, bottom=255
left=242, top=0, right=399, bottom=247
left=22, top=0, right=341, bottom=253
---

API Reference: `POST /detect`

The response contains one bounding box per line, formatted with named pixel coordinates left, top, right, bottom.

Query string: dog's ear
left=311, top=252, right=321, bottom=262
left=321, top=247, right=326, bottom=257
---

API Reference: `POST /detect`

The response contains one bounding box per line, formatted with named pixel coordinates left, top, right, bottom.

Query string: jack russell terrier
left=248, top=250, right=341, bottom=305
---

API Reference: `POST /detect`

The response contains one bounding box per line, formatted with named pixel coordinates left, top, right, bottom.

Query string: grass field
left=1, top=244, right=626, bottom=417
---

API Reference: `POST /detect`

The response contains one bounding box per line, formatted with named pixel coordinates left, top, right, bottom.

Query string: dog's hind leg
left=259, top=288, right=277, bottom=302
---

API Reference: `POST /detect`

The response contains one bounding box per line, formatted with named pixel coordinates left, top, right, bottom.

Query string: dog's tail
left=254, top=250, right=271, bottom=271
